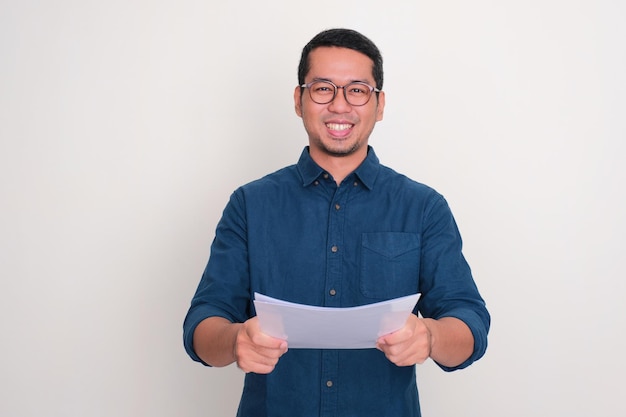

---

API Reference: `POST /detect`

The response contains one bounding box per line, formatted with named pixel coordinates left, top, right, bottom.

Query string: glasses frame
left=300, top=79, right=381, bottom=106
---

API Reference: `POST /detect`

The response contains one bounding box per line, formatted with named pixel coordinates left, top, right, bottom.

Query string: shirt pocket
left=360, top=232, right=420, bottom=300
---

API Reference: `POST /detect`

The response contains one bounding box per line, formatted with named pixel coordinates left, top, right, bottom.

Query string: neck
left=309, top=147, right=367, bottom=185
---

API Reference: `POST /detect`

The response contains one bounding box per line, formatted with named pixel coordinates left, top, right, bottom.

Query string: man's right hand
left=234, top=317, right=288, bottom=374
left=193, top=316, right=287, bottom=374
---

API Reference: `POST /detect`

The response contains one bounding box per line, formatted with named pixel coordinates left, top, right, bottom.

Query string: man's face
left=294, top=47, right=385, bottom=161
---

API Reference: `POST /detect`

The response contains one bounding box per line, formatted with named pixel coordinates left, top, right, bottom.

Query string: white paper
left=253, top=292, right=420, bottom=349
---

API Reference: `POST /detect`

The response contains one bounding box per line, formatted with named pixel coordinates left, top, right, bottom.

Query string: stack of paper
left=253, top=293, right=420, bottom=349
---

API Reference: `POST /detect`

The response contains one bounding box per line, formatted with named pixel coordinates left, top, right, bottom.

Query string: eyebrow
left=311, top=77, right=372, bottom=85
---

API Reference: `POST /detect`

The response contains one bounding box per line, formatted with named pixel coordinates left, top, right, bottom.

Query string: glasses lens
left=344, top=83, right=373, bottom=106
left=308, top=81, right=336, bottom=104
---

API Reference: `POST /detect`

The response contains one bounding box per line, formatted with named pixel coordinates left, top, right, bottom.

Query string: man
left=184, top=28, right=490, bottom=417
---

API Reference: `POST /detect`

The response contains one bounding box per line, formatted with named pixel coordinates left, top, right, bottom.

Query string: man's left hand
left=376, top=314, right=432, bottom=367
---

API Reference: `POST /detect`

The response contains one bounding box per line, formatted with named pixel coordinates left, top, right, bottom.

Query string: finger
left=236, top=336, right=288, bottom=373
left=236, top=344, right=283, bottom=373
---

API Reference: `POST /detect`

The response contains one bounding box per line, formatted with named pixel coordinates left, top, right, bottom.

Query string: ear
left=375, top=90, right=385, bottom=121
left=294, top=86, right=303, bottom=117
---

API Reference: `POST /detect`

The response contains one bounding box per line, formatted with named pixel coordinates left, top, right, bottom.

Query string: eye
left=347, top=84, right=369, bottom=95
left=311, top=82, right=335, bottom=94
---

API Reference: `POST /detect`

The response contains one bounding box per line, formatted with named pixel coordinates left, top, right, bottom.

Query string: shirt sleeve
left=182, top=188, right=252, bottom=365
left=417, top=194, right=491, bottom=372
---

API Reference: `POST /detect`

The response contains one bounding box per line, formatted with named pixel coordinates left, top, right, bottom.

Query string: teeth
left=326, top=123, right=352, bottom=131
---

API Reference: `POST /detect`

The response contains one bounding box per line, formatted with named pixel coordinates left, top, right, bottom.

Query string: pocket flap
left=362, top=232, right=420, bottom=259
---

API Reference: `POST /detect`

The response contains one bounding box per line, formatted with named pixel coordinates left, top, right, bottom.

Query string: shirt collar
left=353, top=146, right=379, bottom=190
left=296, top=146, right=380, bottom=190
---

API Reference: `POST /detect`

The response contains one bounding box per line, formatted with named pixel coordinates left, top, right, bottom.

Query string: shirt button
left=329, top=289, right=336, bottom=296
left=334, top=203, right=340, bottom=210
left=331, top=246, right=338, bottom=253
left=323, top=173, right=329, bottom=179
left=353, top=181, right=358, bottom=187
left=326, top=380, right=333, bottom=388
left=314, top=180, right=319, bottom=186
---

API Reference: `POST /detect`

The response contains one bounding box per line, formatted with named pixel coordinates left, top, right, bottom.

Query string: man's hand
left=376, top=314, right=431, bottom=367
left=193, top=316, right=287, bottom=374
left=376, top=315, right=474, bottom=368
left=234, top=317, right=288, bottom=374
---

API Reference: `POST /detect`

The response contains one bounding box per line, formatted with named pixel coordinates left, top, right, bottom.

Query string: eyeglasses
left=300, top=80, right=380, bottom=106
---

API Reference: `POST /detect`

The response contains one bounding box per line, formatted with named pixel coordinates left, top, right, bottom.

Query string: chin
left=320, top=137, right=358, bottom=153
left=324, top=145, right=361, bottom=157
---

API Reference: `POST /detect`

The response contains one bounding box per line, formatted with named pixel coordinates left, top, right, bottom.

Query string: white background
left=1, top=1, right=624, bottom=416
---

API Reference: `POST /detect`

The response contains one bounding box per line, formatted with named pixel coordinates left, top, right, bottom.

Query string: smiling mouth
left=326, top=123, right=353, bottom=131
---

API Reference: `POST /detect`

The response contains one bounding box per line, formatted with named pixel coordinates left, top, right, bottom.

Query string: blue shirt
left=184, top=147, right=490, bottom=417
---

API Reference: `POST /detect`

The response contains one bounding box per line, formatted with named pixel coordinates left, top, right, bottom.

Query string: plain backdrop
left=1, top=1, right=625, bottom=416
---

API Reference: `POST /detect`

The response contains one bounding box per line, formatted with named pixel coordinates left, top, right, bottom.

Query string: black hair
left=297, top=28, right=384, bottom=90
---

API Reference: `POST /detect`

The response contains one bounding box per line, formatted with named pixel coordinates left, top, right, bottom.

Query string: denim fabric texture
left=183, top=146, right=490, bottom=417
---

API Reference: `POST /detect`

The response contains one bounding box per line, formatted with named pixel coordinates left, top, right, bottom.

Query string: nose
left=328, top=86, right=352, bottom=112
